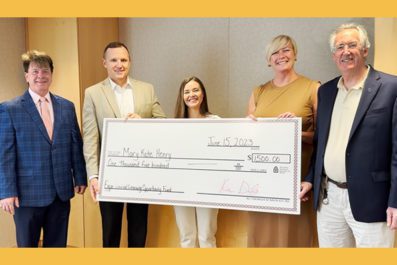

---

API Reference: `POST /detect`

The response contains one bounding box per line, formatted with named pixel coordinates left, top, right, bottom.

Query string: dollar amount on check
left=98, top=118, right=302, bottom=214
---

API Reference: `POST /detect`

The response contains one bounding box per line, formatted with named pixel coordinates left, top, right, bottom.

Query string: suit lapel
left=51, top=93, right=61, bottom=144
left=101, top=79, right=121, bottom=118
left=131, top=78, right=141, bottom=114
left=322, top=79, right=339, bottom=144
left=21, top=90, right=52, bottom=144
left=348, top=67, right=380, bottom=141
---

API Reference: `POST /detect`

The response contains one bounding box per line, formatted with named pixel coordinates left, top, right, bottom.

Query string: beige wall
left=374, top=18, right=397, bottom=75
left=0, top=19, right=26, bottom=101
left=0, top=18, right=26, bottom=248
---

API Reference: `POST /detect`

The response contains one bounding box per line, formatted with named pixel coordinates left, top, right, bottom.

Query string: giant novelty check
left=98, top=118, right=301, bottom=214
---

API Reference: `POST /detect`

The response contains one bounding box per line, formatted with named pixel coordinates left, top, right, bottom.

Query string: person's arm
left=300, top=83, right=321, bottom=201
left=82, top=90, right=100, bottom=201
left=70, top=103, right=87, bottom=194
left=300, top=126, right=316, bottom=201
left=0, top=197, right=19, bottom=215
left=0, top=104, right=19, bottom=214
left=302, top=82, right=320, bottom=144
left=301, top=131, right=314, bottom=144
left=299, top=182, right=312, bottom=202
left=247, top=91, right=256, bottom=116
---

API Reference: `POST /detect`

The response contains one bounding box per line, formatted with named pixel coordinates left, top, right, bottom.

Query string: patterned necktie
left=39, top=97, right=53, bottom=140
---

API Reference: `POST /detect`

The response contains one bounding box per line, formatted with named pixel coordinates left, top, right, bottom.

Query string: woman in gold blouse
left=247, top=35, right=320, bottom=247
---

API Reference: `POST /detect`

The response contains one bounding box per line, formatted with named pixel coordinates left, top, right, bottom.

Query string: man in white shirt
left=82, top=42, right=166, bottom=247
left=300, top=23, right=397, bottom=248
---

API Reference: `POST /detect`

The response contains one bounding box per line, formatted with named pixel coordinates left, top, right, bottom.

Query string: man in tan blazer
left=82, top=42, right=166, bottom=247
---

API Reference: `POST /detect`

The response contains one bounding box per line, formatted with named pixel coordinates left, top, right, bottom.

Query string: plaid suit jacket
left=0, top=90, right=87, bottom=207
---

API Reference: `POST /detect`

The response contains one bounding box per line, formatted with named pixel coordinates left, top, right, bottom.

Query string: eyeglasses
left=333, top=42, right=359, bottom=53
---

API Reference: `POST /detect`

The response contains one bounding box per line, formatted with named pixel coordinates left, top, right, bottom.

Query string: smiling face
left=332, top=28, right=368, bottom=74
left=103, top=46, right=131, bottom=86
left=183, top=80, right=204, bottom=111
left=25, top=62, right=52, bottom=97
left=268, top=42, right=296, bottom=73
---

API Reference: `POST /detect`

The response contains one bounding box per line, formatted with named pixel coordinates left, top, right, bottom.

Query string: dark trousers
left=99, top=201, right=148, bottom=247
left=13, top=197, right=70, bottom=247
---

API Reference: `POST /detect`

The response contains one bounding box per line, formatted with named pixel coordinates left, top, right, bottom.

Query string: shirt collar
left=337, top=66, right=370, bottom=92
left=28, top=88, right=51, bottom=104
left=109, top=77, right=132, bottom=92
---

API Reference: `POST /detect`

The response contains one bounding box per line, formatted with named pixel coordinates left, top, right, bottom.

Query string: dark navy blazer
left=0, top=90, right=87, bottom=207
left=305, top=66, right=397, bottom=222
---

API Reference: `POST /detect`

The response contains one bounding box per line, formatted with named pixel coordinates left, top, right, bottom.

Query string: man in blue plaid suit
left=0, top=50, right=87, bottom=247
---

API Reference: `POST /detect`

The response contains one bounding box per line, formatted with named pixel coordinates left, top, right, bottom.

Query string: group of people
left=1, top=22, right=397, bottom=248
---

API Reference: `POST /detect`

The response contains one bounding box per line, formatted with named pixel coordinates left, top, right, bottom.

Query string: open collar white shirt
left=109, top=78, right=135, bottom=118
left=324, top=66, right=370, bottom=183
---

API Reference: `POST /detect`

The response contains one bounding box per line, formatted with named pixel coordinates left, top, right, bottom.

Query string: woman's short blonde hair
left=265, top=35, right=298, bottom=63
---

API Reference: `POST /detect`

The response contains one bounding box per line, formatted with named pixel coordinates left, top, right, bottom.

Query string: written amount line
left=106, top=165, right=266, bottom=174
left=107, top=155, right=244, bottom=162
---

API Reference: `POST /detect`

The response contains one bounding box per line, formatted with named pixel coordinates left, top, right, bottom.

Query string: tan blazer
left=82, top=78, right=166, bottom=177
